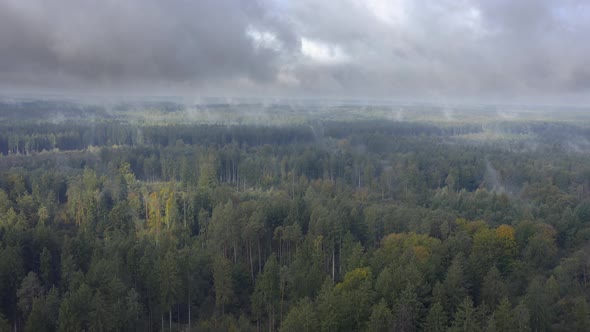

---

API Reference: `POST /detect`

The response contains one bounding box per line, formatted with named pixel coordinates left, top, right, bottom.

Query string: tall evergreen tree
left=443, top=254, right=468, bottom=314
left=424, top=302, right=447, bottom=332
left=213, top=255, right=233, bottom=316
left=367, top=298, right=393, bottom=332
left=481, top=266, right=507, bottom=309
left=449, top=297, right=481, bottom=332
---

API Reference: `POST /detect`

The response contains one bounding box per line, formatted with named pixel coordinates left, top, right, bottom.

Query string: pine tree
left=252, top=254, right=280, bottom=331
left=89, top=291, right=109, bottom=332
left=316, top=278, right=340, bottom=332
left=25, top=298, right=49, bottom=332
left=158, top=251, right=180, bottom=329
left=17, top=271, right=42, bottom=319
left=213, top=255, right=233, bottom=316
left=513, top=301, right=531, bottom=332
left=449, top=297, right=481, bottom=332
left=424, top=302, right=447, bottom=332
left=0, top=312, right=9, bottom=332
left=40, top=247, right=52, bottom=286
left=525, top=277, right=550, bottom=332
left=281, top=298, right=317, bottom=332
left=58, top=298, right=81, bottom=332
left=443, top=254, right=468, bottom=314
left=493, top=297, right=514, bottom=332
left=485, top=314, right=497, bottom=332
left=481, top=266, right=507, bottom=309
left=394, top=284, right=422, bottom=332
left=367, top=298, right=393, bottom=332
left=573, top=296, right=590, bottom=332
left=124, top=288, right=143, bottom=331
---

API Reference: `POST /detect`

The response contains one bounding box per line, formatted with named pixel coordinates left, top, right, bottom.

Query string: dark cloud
left=0, top=0, right=589, bottom=102
left=0, top=0, right=290, bottom=92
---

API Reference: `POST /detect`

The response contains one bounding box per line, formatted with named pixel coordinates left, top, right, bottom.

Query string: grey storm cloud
left=1, top=0, right=589, bottom=101
left=0, top=0, right=294, bottom=92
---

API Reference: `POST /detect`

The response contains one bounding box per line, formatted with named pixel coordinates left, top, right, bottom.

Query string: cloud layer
left=1, top=0, right=589, bottom=102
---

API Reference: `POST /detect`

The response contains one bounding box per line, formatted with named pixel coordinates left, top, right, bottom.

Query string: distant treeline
left=0, top=123, right=318, bottom=155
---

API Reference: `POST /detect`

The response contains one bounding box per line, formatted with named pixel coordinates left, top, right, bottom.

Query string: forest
left=1, top=100, right=590, bottom=331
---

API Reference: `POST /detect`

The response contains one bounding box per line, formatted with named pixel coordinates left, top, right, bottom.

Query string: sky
left=1, top=0, right=589, bottom=104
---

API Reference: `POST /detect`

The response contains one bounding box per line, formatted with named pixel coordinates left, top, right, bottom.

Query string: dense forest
left=1, top=101, right=590, bottom=331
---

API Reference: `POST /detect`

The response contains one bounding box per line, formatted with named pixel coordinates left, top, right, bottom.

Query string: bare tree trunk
left=269, top=311, right=273, bottom=332
left=332, top=246, right=335, bottom=281
left=249, top=240, right=254, bottom=284
left=280, top=281, right=285, bottom=328
left=148, top=304, right=153, bottom=332
left=339, top=238, right=342, bottom=276
left=278, top=234, right=282, bottom=264
left=145, top=193, right=149, bottom=222
left=183, top=194, right=187, bottom=227
left=358, top=168, right=361, bottom=188
left=258, top=239, right=262, bottom=273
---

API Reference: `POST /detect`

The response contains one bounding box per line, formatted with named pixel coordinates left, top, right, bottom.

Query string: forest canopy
left=0, top=100, right=590, bottom=331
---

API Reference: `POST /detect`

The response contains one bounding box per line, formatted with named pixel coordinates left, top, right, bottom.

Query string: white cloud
left=363, top=0, right=407, bottom=27
left=300, top=38, right=350, bottom=64
left=246, top=27, right=282, bottom=52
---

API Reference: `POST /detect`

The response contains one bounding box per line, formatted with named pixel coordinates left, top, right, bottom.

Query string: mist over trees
left=1, top=100, right=590, bottom=331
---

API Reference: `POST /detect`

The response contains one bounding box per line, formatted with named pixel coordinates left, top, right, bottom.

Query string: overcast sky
left=1, top=0, right=589, bottom=103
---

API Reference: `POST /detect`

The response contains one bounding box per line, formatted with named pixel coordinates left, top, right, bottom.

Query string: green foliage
left=316, top=278, right=340, bottom=332
left=424, top=302, right=447, bottom=332
left=1, top=115, right=590, bottom=330
left=367, top=298, right=393, bottom=332
left=157, top=250, right=180, bottom=313
left=513, top=301, right=531, bottom=332
left=573, top=296, right=590, bottom=332
left=393, top=284, right=423, bottom=332
left=481, top=266, right=507, bottom=309
left=252, top=254, right=280, bottom=330
left=123, top=288, right=143, bottom=330
left=281, top=298, right=316, bottom=332
left=493, top=297, right=514, bottom=332
left=213, top=255, right=233, bottom=315
left=17, top=271, right=42, bottom=318
left=25, top=298, right=49, bottom=332
left=0, top=312, right=9, bottom=332
left=443, top=254, right=468, bottom=314
left=89, top=291, right=109, bottom=332
left=525, top=277, right=551, bottom=332
left=449, top=297, right=481, bottom=332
